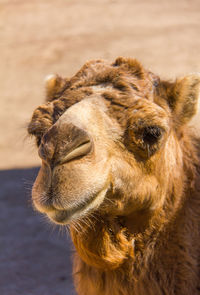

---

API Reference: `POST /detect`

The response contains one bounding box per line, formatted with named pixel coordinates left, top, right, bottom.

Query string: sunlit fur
left=28, top=57, right=200, bottom=294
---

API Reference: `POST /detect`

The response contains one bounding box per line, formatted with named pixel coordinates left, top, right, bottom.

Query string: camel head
left=28, top=58, right=200, bottom=267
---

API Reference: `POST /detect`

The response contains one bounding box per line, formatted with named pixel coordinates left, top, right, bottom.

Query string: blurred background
left=1, top=0, right=200, bottom=294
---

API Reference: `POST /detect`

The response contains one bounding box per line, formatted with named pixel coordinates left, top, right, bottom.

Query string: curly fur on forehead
left=48, top=57, right=157, bottom=103
left=28, top=57, right=159, bottom=144
left=58, top=57, right=146, bottom=93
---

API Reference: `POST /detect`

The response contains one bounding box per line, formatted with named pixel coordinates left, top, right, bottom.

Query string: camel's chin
left=46, top=185, right=109, bottom=225
left=47, top=210, right=70, bottom=224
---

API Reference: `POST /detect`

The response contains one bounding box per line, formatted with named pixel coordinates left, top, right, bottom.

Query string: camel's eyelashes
left=125, top=124, right=164, bottom=159
left=142, top=126, right=162, bottom=145
left=135, top=125, right=164, bottom=158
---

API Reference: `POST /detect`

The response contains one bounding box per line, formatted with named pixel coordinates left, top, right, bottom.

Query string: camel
left=28, top=57, right=200, bottom=295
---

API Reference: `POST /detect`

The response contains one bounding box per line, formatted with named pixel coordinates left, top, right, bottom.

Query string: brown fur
left=28, top=57, right=200, bottom=294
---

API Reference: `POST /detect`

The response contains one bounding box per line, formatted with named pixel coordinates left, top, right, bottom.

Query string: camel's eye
left=125, top=124, right=164, bottom=159
left=142, top=126, right=162, bottom=146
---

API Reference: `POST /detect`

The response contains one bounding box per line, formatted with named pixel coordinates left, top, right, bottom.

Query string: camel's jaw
left=44, top=186, right=109, bottom=225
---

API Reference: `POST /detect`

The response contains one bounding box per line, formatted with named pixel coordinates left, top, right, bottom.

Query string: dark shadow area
left=0, top=167, right=75, bottom=295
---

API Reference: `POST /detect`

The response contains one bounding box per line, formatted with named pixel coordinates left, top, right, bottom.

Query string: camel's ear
left=169, top=74, right=200, bottom=125
left=45, top=74, right=69, bottom=102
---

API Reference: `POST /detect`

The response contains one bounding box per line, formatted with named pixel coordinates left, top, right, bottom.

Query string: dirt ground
left=1, top=0, right=200, bottom=294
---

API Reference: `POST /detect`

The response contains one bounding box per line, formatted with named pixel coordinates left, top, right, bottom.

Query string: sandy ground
left=1, top=0, right=200, bottom=294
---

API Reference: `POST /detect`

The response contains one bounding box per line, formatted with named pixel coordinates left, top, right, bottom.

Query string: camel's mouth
left=46, top=185, right=109, bottom=225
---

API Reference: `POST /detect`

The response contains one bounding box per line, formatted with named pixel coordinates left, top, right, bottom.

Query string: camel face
left=31, top=88, right=175, bottom=225
left=28, top=58, right=200, bottom=227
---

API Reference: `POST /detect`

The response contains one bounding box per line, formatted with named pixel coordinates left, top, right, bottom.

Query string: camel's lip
left=46, top=185, right=109, bottom=225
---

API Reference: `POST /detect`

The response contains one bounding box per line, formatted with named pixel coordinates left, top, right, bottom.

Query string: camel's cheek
left=104, top=156, right=167, bottom=214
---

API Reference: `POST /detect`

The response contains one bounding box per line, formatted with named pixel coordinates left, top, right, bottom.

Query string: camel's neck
left=72, top=186, right=200, bottom=295
left=70, top=206, right=168, bottom=272
left=70, top=206, right=175, bottom=295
